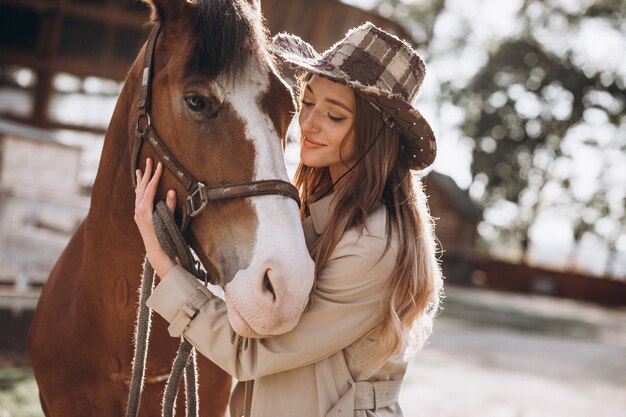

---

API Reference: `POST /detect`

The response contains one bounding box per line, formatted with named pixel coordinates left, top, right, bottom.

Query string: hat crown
left=321, top=22, right=425, bottom=102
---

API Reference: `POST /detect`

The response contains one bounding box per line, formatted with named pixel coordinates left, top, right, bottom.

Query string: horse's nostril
left=263, top=271, right=275, bottom=300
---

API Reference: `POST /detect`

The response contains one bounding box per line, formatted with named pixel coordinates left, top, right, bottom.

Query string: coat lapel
left=302, top=193, right=337, bottom=253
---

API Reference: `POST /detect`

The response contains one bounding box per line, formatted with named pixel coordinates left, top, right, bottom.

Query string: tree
left=370, top=0, right=626, bottom=276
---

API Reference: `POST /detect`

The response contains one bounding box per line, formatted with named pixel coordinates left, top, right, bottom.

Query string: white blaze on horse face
left=220, top=58, right=314, bottom=336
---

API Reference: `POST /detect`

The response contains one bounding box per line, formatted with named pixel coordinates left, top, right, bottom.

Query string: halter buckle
left=136, top=112, right=151, bottom=137
left=188, top=182, right=207, bottom=218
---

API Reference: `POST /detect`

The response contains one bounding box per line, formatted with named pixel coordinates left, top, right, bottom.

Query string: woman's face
left=299, top=74, right=356, bottom=180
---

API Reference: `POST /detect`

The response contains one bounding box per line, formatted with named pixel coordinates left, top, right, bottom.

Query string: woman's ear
left=143, top=0, right=187, bottom=23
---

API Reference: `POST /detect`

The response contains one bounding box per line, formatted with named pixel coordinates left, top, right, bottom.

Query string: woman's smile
left=303, top=135, right=326, bottom=149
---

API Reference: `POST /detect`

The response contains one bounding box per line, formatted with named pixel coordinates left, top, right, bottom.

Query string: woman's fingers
left=140, top=158, right=152, bottom=190
left=135, top=169, right=144, bottom=207
left=166, top=190, right=177, bottom=213
left=134, top=159, right=175, bottom=216
left=135, top=158, right=155, bottom=195
left=135, top=158, right=152, bottom=193
left=134, top=158, right=156, bottom=220
left=144, top=161, right=162, bottom=206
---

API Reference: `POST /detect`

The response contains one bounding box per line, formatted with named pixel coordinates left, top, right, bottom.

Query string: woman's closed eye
left=301, top=99, right=346, bottom=122
left=327, top=113, right=345, bottom=122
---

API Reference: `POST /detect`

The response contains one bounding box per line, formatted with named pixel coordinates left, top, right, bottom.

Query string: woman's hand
left=134, top=158, right=178, bottom=278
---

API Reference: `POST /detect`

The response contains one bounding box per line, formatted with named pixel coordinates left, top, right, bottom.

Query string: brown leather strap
left=180, top=179, right=300, bottom=230
left=138, top=24, right=161, bottom=114
left=130, top=133, right=144, bottom=188
left=199, top=180, right=300, bottom=202
left=131, top=23, right=161, bottom=188
left=144, top=128, right=196, bottom=192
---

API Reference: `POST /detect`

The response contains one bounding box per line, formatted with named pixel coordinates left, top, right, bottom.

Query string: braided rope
left=126, top=258, right=154, bottom=417
left=162, top=340, right=195, bottom=417
left=126, top=202, right=204, bottom=417
left=185, top=348, right=199, bottom=417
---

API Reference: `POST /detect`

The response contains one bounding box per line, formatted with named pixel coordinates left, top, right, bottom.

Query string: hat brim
left=271, top=33, right=437, bottom=171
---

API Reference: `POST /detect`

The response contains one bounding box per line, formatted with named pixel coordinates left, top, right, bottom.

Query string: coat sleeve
left=146, top=232, right=396, bottom=381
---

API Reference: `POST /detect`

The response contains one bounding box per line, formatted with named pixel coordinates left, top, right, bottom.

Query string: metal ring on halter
left=136, top=113, right=151, bottom=136
left=187, top=182, right=207, bottom=218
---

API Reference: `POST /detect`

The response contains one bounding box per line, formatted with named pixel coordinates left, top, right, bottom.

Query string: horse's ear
left=143, top=0, right=186, bottom=23
left=243, top=0, right=261, bottom=14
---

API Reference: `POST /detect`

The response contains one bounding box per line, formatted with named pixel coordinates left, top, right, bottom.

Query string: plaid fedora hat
left=271, top=21, right=436, bottom=170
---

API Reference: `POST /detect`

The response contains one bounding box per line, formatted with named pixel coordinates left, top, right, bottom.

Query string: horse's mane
left=186, top=0, right=265, bottom=79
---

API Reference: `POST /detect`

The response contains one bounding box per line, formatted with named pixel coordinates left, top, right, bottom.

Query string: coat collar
left=301, top=193, right=337, bottom=251
left=309, top=192, right=337, bottom=234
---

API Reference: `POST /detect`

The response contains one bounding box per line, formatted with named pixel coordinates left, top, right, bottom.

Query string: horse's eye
left=185, top=95, right=206, bottom=111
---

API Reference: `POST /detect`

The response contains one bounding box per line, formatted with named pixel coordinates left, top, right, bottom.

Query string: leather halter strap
left=130, top=23, right=300, bottom=230
left=131, top=24, right=160, bottom=187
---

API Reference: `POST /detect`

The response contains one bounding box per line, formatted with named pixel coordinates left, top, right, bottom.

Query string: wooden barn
left=423, top=172, right=626, bottom=305
left=0, top=120, right=89, bottom=314
left=424, top=171, right=481, bottom=256
left=0, top=0, right=412, bottom=133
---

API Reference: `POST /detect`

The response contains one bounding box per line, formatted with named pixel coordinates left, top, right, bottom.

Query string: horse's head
left=132, top=0, right=314, bottom=336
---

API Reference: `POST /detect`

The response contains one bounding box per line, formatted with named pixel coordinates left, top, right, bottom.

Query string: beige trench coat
left=147, top=193, right=409, bottom=417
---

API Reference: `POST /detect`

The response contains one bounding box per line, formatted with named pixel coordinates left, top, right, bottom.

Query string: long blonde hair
left=294, top=75, right=443, bottom=375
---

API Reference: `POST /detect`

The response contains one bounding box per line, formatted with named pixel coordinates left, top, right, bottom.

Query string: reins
left=126, top=23, right=300, bottom=416
left=127, top=202, right=205, bottom=417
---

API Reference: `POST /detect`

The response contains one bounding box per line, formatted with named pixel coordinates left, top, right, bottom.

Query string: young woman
left=134, top=22, right=443, bottom=417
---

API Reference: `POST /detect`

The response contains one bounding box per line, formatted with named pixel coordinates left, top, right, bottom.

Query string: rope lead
left=126, top=201, right=204, bottom=417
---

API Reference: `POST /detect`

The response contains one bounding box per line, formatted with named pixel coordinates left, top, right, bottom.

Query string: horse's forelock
left=186, top=0, right=264, bottom=79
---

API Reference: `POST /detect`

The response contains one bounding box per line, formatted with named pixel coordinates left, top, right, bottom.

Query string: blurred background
left=0, top=0, right=624, bottom=416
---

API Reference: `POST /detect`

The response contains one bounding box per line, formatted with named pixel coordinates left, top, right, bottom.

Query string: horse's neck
left=85, top=73, right=143, bottom=253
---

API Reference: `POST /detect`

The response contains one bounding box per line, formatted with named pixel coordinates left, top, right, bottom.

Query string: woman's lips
left=303, top=136, right=325, bottom=149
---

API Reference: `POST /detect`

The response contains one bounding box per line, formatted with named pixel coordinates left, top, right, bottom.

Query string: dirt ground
left=1, top=285, right=625, bottom=416
left=400, top=286, right=626, bottom=417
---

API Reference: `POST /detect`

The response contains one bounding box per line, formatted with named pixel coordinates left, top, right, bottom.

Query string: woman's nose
left=299, top=109, right=320, bottom=133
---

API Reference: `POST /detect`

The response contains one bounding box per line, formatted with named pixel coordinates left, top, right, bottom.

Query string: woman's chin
left=299, top=152, right=324, bottom=169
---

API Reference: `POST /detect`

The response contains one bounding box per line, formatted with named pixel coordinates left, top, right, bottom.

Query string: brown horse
left=28, top=0, right=314, bottom=415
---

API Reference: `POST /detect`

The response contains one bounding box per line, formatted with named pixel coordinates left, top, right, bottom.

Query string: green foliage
left=371, top=0, right=626, bottom=273
left=459, top=38, right=624, bottom=199
left=456, top=0, right=625, bottom=267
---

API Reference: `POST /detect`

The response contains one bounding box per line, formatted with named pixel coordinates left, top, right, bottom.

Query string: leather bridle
left=130, top=23, right=300, bottom=230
